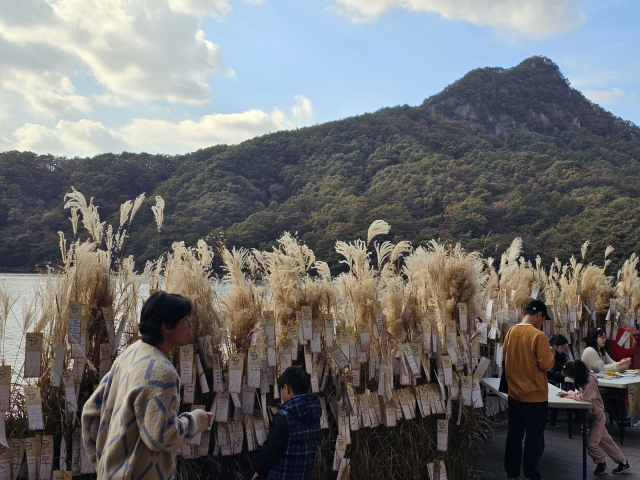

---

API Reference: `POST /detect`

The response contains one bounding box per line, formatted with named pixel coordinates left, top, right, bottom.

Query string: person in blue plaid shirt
left=253, top=366, right=322, bottom=479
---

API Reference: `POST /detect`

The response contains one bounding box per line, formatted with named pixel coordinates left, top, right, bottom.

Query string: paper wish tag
left=439, top=460, right=448, bottom=480
left=442, top=356, right=453, bottom=386
left=25, top=387, right=44, bottom=430
left=24, top=436, right=40, bottom=480
left=194, top=354, right=209, bottom=394
left=0, top=414, right=7, bottom=449
left=212, top=354, right=224, bottom=392
left=99, top=343, right=112, bottom=380
left=52, top=471, right=72, bottom=480
left=461, top=375, right=472, bottom=406
left=51, top=343, right=65, bottom=388
left=61, top=370, right=78, bottom=413
left=10, top=438, right=23, bottom=478
left=332, top=435, right=348, bottom=471
left=476, top=323, right=488, bottom=345
left=301, top=305, right=313, bottom=341
left=0, top=445, right=10, bottom=480
left=0, top=367, right=10, bottom=412
left=25, top=333, right=43, bottom=378
left=183, top=368, right=195, bottom=404
left=458, top=303, right=468, bottom=332
left=246, top=348, right=261, bottom=389
left=102, top=307, right=115, bottom=344
left=618, top=330, right=631, bottom=347
left=311, top=321, right=322, bottom=353
left=330, top=347, right=349, bottom=370
left=39, top=435, right=53, bottom=480
left=264, top=311, right=276, bottom=347
left=228, top=353, right=244, bottom=393
left=179, top=345, right=194, bottom=385
left=437, top=419, right=448, bottom=451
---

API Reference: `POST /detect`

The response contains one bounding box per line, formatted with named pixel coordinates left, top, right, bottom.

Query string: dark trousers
left=505, top=397, right=548, bottom=480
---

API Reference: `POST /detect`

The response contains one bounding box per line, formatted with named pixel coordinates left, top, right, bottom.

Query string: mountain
left=1, top=56, right=639, bottom=273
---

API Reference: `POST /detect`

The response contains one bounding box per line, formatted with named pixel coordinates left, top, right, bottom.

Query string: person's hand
left=550, top=345, right=557, bottom=354
left=252, top=474, right=259, bottom=479
left=205, top=412, right=213, bottom=426
left=618, top=357, right=632, bottom=367
left=557, top=391, right=569, bottom=398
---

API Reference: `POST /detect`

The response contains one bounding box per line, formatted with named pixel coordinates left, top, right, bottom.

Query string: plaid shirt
left=267, top=393, right=321, bottom=480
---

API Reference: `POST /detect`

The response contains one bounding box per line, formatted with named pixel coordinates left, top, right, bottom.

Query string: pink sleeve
left=570, top=377, right=598, bottom=403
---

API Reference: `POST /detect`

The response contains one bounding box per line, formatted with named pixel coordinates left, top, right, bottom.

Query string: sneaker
left=613, top=461, right=630, bottom=474
left=594, top=462, right=606, bottom=475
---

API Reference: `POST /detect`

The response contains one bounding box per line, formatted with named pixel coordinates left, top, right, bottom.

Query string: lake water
left=0, top=273, right=40, bottom=367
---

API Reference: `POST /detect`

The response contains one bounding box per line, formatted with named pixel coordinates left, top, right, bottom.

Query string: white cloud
left=329, top=0, right=585, bottom=36
left=0, top=0, right=235, bottom=112
left=291, top=95, right=314, bottom=119
left=168, top=0, right=232, bottom=17
left=5, top=97, right=314, bottom=157
left=582, top=88, right=637, bottom=105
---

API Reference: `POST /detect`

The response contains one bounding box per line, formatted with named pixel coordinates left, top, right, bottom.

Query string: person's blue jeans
left=505, top=397, right=548, bottom=480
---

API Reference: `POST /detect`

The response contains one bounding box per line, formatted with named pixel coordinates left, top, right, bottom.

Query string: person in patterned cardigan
left=82, top=291, right=212, bottom=480
left=253, top=366, right=322, bottom=480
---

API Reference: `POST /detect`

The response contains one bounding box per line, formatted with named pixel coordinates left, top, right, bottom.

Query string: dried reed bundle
left=163, top=240, right=223, bottom=346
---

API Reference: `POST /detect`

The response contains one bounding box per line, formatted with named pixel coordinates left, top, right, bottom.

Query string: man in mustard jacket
left=503, top=300, right=555, bottom=480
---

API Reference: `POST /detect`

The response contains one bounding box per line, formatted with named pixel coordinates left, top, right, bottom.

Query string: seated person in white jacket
left=581, top=327, right=631, bottom=373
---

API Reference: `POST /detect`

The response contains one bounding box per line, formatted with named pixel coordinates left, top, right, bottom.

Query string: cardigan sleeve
left=81, top=372, right=110, bottom=466
left=581, top=347, right=622, bottom=373
left=134, top=385, right=209, bottom=452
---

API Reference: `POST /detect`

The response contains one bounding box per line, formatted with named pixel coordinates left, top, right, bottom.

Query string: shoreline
left=0, top=267, right=38, bottom=273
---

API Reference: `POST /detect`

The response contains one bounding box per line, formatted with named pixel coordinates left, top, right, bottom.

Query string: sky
left=0, top=0, right=638, bottom=157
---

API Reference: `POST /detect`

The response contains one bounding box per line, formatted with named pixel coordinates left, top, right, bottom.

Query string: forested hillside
left=1, top=56, right=639, bottom=272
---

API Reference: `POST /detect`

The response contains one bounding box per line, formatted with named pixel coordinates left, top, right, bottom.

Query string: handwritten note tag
left=0, top=367, right=9, bottom=413
left=437, top=419, right=448, bottom=451
left=25, top=387, right=44, bottom=430
left=0, top=444, right=10, bottom=480
left=301, top=306, right=313, bottom=341
left=39, top=435, right=53, bottom=480
left=331, top=348, right=349, bottom=370
left=324, top=315, right=334, bottom=348
left=102, top=307, right=115, bottom=344
left=228, top=353, right=244, bottom=394
left=25, top=333, right=43, bottom=378
left=244, top=348, right=260, bottom=389
left=458, top=303, right=468, bottom=332
left=99, top=343, right=112, bottom=381
left=180, top=345, right=194, bottom=385
left=332, top=435, right=348, bottom=471
left=61, top=370, right=78, bottom=413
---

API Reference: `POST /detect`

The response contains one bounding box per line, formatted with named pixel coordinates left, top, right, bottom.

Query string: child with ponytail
left=558, top=360, right=631, bottom=475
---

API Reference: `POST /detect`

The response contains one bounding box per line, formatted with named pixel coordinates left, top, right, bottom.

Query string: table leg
left=619, top=389, right=624, bottom=446
left=582, top=410, right=587, bottom=480
left=568, top=409, right=573, bottom=439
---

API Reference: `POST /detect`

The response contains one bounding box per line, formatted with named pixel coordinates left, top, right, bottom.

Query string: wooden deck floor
left=470, top=412, right=640, bottom=479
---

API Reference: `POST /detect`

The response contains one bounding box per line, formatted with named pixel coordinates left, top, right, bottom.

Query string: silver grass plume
left=367, top=220, right=390, bottom=244
left=129, top=193, right=146, bottom=225
left=70, top=207, right=79, bottom=236
left=152, top=196, right=165, bottom=232
left=120, top=200, right=133, bottom=227
left=58, top=231, right=67, bottom=264
left=581, top=241, right=590, bottom=260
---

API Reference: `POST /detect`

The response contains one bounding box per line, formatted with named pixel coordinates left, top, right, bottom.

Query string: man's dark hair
left=139, top=291, right=192, bottom=345
left=549, top=334, right=568, bottom=347
left=586, top=327, right=606, bottom=355
left=277, top=366, right=310, bottom=395
left=563, top=359, right=590, bottom=389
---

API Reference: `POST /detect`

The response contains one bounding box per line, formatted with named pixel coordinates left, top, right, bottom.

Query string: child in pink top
left=558, top=360, right=630, bottom=475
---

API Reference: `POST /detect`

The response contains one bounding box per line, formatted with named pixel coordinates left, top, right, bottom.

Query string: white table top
left=596, top=375, right=640, bottom=388
left=481, top=377, right=592, bottom=409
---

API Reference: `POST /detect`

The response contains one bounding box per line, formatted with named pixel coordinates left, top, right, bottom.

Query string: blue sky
left=0, top=0, right=638, bottom=156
